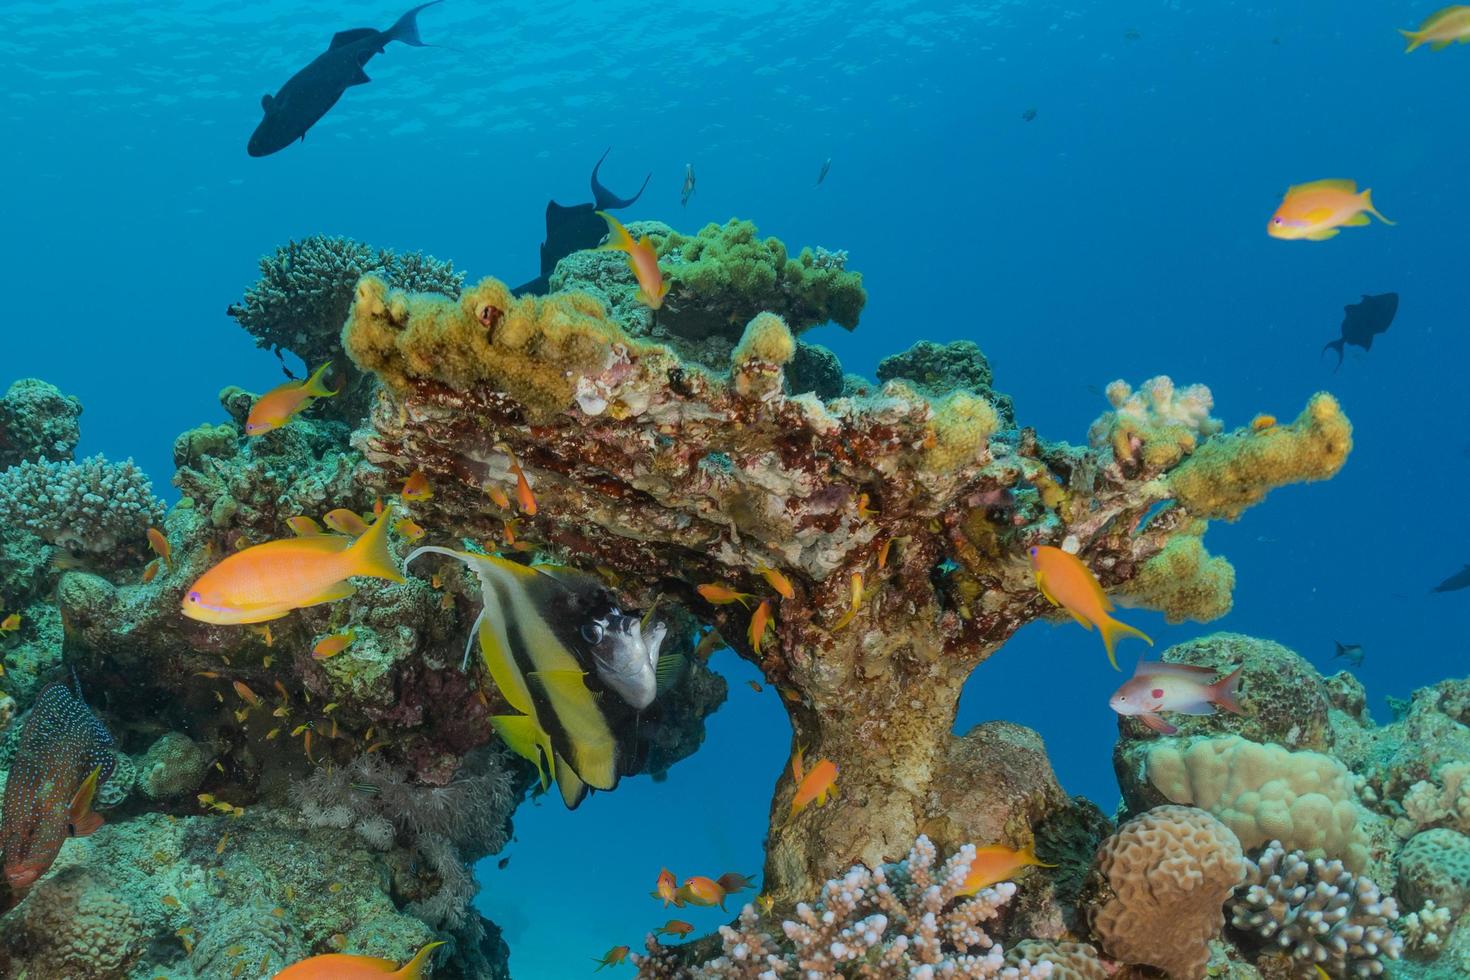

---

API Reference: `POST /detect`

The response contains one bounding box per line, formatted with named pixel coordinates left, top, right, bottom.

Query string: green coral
left=1116, top=530, right=1234, bottom=624
left=877, top=339, right=1015, bottom=425
left=0, top=378, right=81, bottom=468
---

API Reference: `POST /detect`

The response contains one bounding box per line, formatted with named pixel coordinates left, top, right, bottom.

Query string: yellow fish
left=0, top=613, right=20, bottom=633
left=273, top=942, right=444, bottom=980
left=313, top=629, right=357, bottom=660
left=323, top=508, right=370, bottom=537
left=286, top=515, right=325, bottom=536
left=394, top=517, right=426, bottom=542
left=245, top=361, right=338, bottom=436
left=182, top=510, right=402, bottom=625
left=1400, top=6, right=1470, bottom=52
left=1267, top=179, right=1393, bottom=241
left=956, top=843, right=1055, bottom=896
left=147, top=527, right=173, bottom=570
left=756, top=565, right=794, bottom=600
left=401, top=470, right=432, bottom=502
left=597, top=211, right=669, bottom=309
left=1027, top=545, right=1151, bottom=670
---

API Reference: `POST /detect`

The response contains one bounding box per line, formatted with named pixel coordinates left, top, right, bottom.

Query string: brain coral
left=0, top=453, right=163, bottom=553
left=1085, top=805, right=1245, bottom=980
left=18, top=869, right=144, bottom=979
left=1397, top=828, right=1470, bottom=915
left=1143, top=733, right=1371, bottom=871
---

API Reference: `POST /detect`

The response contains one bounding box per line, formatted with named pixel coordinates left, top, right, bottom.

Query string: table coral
left=1083, top=804, right=1245, bottom=980
left=1228, top=840, right=1403, bottom=976
left=0, top=453, right=163, bottom=555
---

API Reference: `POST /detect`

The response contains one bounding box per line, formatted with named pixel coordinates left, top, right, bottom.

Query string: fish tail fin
left=391, top=941, right=446, bottom=979
left=302, top=360, right=338, bottom=398
left=1361, top=188, right=1395, bottom=225
left=1099, top=616, right=1152, bottom=671
left=595, top=210, right=633, bottom=252
left=348, top=508, right=406, bottom=584
left=388, top=0, right=442, bottom=47
left=1321, top=338, right=1346, bottom=372
left=1210, top=667, right=1245, bottom=714
left=1020, top=843, right=1058, bottom=869
left=1399, top=29, right=1422, bottom=53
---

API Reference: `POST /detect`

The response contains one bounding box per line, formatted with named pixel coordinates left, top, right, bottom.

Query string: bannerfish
left=1334, top=640, right=1365, bottom=667
left=1027, top=545, right=1152, bottom=670
left=681, top=164, right=696, bottom=206
left=597, top=211, right=669, bottom=309
left=1400, top=6, right=1470, bottom=52
left=514, top=148, right=651, bottom=296
left=406, top=547, right=669, bottom=808
left=1323, top=292, right=1397, bottom=371
left=245, top=361, right=339, bottom=435
left=1267, top=179, right=1394, bottom=241
left=816, top=157, right=832, bottom=185
left=1108, top=660, right=1244, bottom=734
left=0, top=683, right=116, bottom=910
left=273, top=941, right=444, bottom=979
left=247, top=2, right=444, bottom=157
left=182, top=509, right=402, bottom=625
left=1432, top=564, right=1470, bottom=593
left=957, top=844, right=1054, bottom=896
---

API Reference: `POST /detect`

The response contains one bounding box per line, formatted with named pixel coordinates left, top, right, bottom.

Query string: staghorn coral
left=0, top=377, right=81, bottom=468
left=1083, top=805, right=1244, bottom=980
left=652, top=835, right=1055, bottom=978
left=1396, top=828, right=1470, bottom=916
left=0, top=453, right=163, bottom=554
left=1398, top=900, right=1453, bottom=953
left=1228, top=840, right=1403, bottom=976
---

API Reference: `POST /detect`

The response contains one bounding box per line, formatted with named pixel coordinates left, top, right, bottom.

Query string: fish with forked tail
left=248, top=2, right=444, bottom=157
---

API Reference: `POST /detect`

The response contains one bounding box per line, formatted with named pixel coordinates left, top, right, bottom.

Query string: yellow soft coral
left=922, top=391, right=999, bottom=473
left=1167, top=392, right=1351, bottom=520
left=732, top=312, right=795, bottom=367
left=1118, top=532, right=1235, bottom=624
left=342, top=275, right=645, bottom=420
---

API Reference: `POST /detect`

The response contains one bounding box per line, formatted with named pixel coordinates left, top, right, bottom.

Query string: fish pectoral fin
left=1035, top=573, right=1060, bottom=608
left=489, top=714, right=550, bottom=789
left=1067, top=609, right=1095, bottom=631
left=306, top=581, right=357, bottom=606
left=68, top=811, right=105, bottom=838
left=1343, top=212, right=1371, bottom=226
left=348, top=65, right=372, bottom=86
left=1139, top=712, right=1178, bottom=735
left=1305, top=229, right=1340, bottom=241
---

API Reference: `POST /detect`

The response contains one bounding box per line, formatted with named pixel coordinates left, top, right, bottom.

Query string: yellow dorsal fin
left=1287, top=178, right=1358, bottom=195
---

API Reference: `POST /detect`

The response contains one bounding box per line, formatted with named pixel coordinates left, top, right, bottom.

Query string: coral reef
left=1396, top=829, right=1470, bottom=916
left=0, top=454, right=163, bottom=555
left=877, top=339, right=1016, bottom=425
left=1228, top=840, right=1403, bottom=975
left=0, top=378, right=81, bottom=468
left=1083, top=804, right=1244, bottom=980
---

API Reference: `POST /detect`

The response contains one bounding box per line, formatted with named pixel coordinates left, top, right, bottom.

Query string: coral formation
left=1228, top=839, right=1403, bottom=975
left=878, top=339, right=1016, bottom=425
left=1399, top=900, right=1452, bottom=953
left=0, top=378, right=81, bottom=468
left=1397, top=828, right=1470, bottom=915
left=0, top=454, right=163, bottom=555
left=1083, top=804, right=1244, bottom=980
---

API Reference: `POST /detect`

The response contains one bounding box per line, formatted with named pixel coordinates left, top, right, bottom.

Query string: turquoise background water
left=4, top=0, right=1468, bottom=972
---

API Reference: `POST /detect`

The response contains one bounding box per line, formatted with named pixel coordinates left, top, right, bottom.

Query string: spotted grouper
left=0, top=683, right=115, bottom=910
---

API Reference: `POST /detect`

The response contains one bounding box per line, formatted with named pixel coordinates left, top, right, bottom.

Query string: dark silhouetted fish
left=1333, top=641, right=1364, bottom=667
left=513, top=148, right=651, bottom=296
left=1323, top=292, right=1397, bottom=371
left=0, top=683, right=115, bottom=911
left=1432, top=564, right=1470, bottom=593
left=247, top=1, right=443, bottom=157
left=817, top=158, right=832, bottom=185
left=1021, top=106, right=1038, bottom=122
left=681, top=164, right=696, bottom=207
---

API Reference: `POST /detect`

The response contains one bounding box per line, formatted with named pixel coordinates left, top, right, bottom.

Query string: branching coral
left=1228, top=840, right=1403, bottom=976
left=1398, top=761, right=1470, bottom=837
left=0, top=378, right=81, bottom=468
left=0, top=453, right=163, bottom=554
left=1398, top=900, right=1452, bottom=953
left=1084, top=805, right=1244, bottom=980
left=651, top=835, right=1055, bottom=978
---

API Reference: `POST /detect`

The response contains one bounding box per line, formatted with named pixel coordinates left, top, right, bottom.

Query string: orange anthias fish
left=181, top=509, right=402, bottom=625
left=497, top=445, right=538, bottom=516
left=323, top=508, right=370, bottom=537
left=715, top=872, right=755, bottom=895
left=756, top=565, right=795, bottom=600
left=748, top=599, right=773, bottom=654
left=1027, top=545, right=1151, bottom=670
left=653, top=919, right=694, bottom=939
left=147, top=527, right=173, bottom=570
left=313, top=629, right=357, bottom=660
left=697, top=583, right=754, bottom=607
left=1266, top=179, right=1394, bottom=241
left=1109, top=660, right=1245, bottom=734
left=286, top=515, right=325, bottom=536
left=592, top=945, right=630, bottom=971
left=401, top=470, right=432, bottom=502
left=677, top=876, right=727, bottom=909
left=245, top=361, right=339, bottom=436
left=273, top=941, right=444, bottom=979
left=651, top=867, right=680, bottom=907
left=789, top=748, right=839, bottom=818
left=597, top=211, right=670, bottom=309
left=830, top=572, right=863, bottom=630
left=957, top=844, right=1056, bottom=896
left=1400, top=6, right=1470, bottom=52
left=394, top=517, right=426, bottom=542
left=1, top=684, right=115, bottom=910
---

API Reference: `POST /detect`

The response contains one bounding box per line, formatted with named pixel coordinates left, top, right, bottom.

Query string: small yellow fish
left=248, top=624, right=273, bottom=647
left=653, top=919, right=694, bottom=939
left=312, top=629, right=357, bottom=660
left=1251, top=414, right=1276, bottom=431
left=498, top=444, right=538, bottom=516
left=878, top=538, right=894, bottom=569
left=957, top=844, right=1055, bottom=895
left=147, top=527, right=173, bottom=570
left=1027, top=545, right=1152, bottom=670
left=142, top=559, right=161, bottom=584
left=855, top=492, right=878, bottom=520
left=401, top=470, right=433, bottom=501
left=486, top=484, right=512, bottom=510
left=697, top=583, right=755, bottom=607
left=756, top=894, right=774, bottom=915
left=1400, top=5, right=1470, bottom=52
left=245, top=361, right=338, bottom=436
left=394, top=517, right=426, bottom=542
left=591, top=945, right=631, bottom=972
left=747, top=679, right=764, bottom=693
left=233, top=680, right=261, bottom=708
left=197, top=792, right=215, bottom=806
left=216, top=833, right=229, bottom=855
left=322, top=508, right=369, bottom=537
left=830, top=572, right=863, bottom=630
left=790, top=756, right=839, bottom=817
left=597, top=211, right=669, bottom=309
left=286, top=515, right=325, bottom=536
left=1, top=612, right=20, bottom=633
left=1267, top=179, right=1393, bottom=241
left=756, top=565, right=794, bottom=600
left=266, top=727, right=281, bottom=740
left=161, top=894, right=181, bottom=908
left=748, top=599, right=773, bottom=654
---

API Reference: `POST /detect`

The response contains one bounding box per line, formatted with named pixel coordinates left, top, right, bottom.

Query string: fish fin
left=387, top=0, right=443, bottom=48
left=1139, top=712, right=1177, bottom=735
left=260, top=94, right=274, bottom=111
left=1034, top=572, right=1061, bottom=608
left=1321, top=338, right=1346, bottom=371
left=1399, top=29, right=1422, bottom=53
left=1361, top=188, right=1395, bottom=225
left=348, top=65, right=372, bottom=86
left=1210, top=667, right=1245, bottom=714
left=1304, top=228, right=1340, bottom=241
left=1302, top=207, right=1336, bottom=224
left=490, top=714, right=550, bottom=789
left=1290, top=179, right=1358, bottom=195
left=530, top=670, right=619, bottom=791
left=330, top=27, right=379, bottom=49
left=1432, top=38, right=1454, bottom=50
left=67, top=764, right=105, bottom=837
left=555, top=753, right=590, bottom=809
left=302, top=360, right=339, bottom=398
left=595, top=211, right=633, bottom=252
left=1067, top=609, right=1095, bottom=632
left=1137, top=661, right=1220, bottom=680
left=347, top=508, right=405, bottom=583
left=635, top=288, right=654, bottom=306
left=654, top=652, right=686, bottom=696
left=1343, top=212, right=1371, bottom=226
left=1019, top=845, right=1058, bottom=869
left=390, top=940, right=447, bottom=980
left=1099, top=616, right=1151, bottom=671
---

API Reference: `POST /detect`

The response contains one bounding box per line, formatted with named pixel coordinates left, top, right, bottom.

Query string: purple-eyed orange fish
left=1108, top=660, right=1244, bottom=734
left=651, top=867, right=680, bottom=907
left=1266, top=179, right=1393, bottom=241
left=245, top=361, right=338, bottom=436
left=677, top=876, right=727, bottom=909
left=273, top=941, right=444, bottom=979
left=957, top=844, right=1055, bottom=896
left=597, top=211, right=669, bottom=309
left=182, top=509, right=402, bottom=625
left=789, top=747, right=839, bottom=817
left=1027, top=545, right=1151, bottom=670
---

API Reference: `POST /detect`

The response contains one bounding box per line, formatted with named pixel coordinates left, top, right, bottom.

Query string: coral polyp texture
left=0, top=453, right=163, bottom=554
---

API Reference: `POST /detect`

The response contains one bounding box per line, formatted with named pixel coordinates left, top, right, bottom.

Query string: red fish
left=1, top=684, right=115, bottom=909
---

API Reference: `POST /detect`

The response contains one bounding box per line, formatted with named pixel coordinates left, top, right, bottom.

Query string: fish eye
left=187, top=591, right=201, bottom=603
left=1028, top=546, right=1037, bottom=556
left=581, top=623, right=604, bottom=644
left=1272, top=217, right=1283, bottom=225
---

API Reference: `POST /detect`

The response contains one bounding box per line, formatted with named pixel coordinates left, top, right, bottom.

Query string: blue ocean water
left=4, top=0, right=1467, bottom=972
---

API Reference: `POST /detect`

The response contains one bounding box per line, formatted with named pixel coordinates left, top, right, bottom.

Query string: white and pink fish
left=1108, top=661, right=1244, bottom=734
